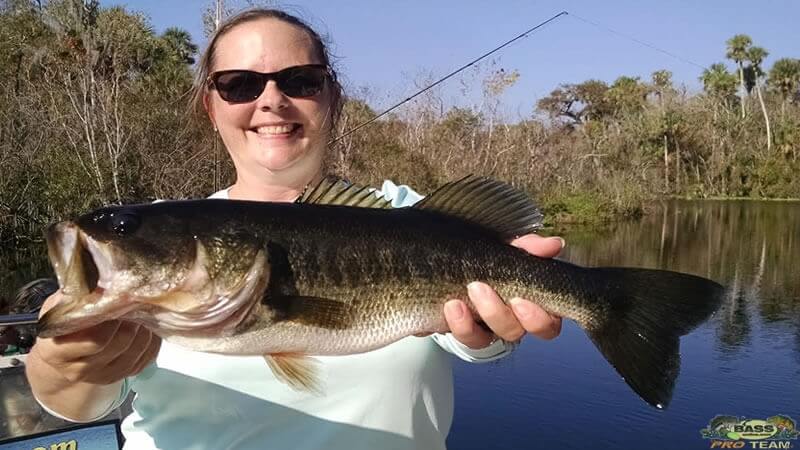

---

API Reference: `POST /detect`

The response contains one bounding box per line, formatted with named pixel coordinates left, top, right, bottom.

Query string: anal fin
left=264, top=353, right=322, bottom=394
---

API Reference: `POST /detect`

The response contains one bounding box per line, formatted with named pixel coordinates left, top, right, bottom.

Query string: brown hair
left=191, top=8, right=344, bottom=133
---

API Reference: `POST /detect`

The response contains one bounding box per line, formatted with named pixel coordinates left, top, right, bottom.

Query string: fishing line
left=329, top=10, right=569, bottom=144
left=567, top=13, right=707, bottom=70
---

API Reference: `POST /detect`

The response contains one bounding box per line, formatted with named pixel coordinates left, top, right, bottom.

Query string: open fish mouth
left=47, top=222, right=103, bottom=297
left=38, top=220, right=270, bottom=339
left=38, top=222, right=135, bottom=338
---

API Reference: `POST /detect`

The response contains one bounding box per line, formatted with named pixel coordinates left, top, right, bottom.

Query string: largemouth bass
left=37, top=176, right=724, bottom=408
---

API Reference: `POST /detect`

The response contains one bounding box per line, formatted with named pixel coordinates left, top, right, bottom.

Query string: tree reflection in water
left=556, top=200, right=800, bottom=361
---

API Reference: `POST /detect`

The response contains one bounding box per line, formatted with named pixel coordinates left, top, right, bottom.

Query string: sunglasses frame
left=207, top=64, right=331, bottom=103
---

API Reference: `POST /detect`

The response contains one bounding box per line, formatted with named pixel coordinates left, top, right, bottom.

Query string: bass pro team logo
left=701, top=415, right=798, bottom=449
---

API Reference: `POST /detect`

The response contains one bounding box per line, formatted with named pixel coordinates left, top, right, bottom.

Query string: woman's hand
left=29, top=292, right=161, bottom=385
left=25, top=291, right=161, bottom=421
left=445, top=234, right=564, bottom=349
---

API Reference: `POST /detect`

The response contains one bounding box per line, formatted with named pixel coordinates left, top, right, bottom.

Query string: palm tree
left=652, top=70, right=673, bottom=189
left=701, top=63, right=738, bottom=107
left=700, top=63, right=738, bottom=175
left=651, top=69, right=673, bottom=104
left=768, top=58, right=800, bottom=118
left=726, top=34, right=752, bottom=119
left=746, top=46, right=771, bottom=151
left=162, top=27, right=197, bottom=65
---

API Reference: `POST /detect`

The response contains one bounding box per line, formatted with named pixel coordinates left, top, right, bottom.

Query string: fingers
left=511, top=234, right=565, bottom=258
left=43, top=321, right=123, bottom=362
left=508, top=298, right=562, bottom=340
left=86, top=323, right=144, bottom=367
left=446, top=281, right=563, bottom=349
left=32, top=321, right=162, bottom=385
left=444, top=300, right=495, bottom=349
left=467, top=282, right=526, bottom=342
left=129, top=333, right=161, bottom=376
left=98, top=326, right=156, bottom=382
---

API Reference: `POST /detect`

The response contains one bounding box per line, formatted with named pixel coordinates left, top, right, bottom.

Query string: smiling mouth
left=252, top=123, right=301, bottom=137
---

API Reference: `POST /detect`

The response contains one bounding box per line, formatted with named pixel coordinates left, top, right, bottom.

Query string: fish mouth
left=47, top=222, right=101, bottom=297
left=39, top=223, right=269, bottom=339
left=39, top=222, right=133, bottom=338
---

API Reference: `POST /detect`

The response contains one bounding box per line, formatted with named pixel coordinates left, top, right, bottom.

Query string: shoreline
left=542, top=193, right=800, bottom=226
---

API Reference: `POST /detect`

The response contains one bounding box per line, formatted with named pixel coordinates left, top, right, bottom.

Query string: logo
left=701, top=415, right=798, bottom=449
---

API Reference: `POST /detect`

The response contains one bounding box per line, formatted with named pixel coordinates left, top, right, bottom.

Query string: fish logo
left=701, top=415, right=798, bottom=449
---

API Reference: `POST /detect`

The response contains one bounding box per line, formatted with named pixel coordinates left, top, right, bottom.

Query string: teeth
left=255, top=124, right=296, bottom=135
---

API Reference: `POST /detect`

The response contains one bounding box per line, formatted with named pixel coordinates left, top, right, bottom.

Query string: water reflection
left=717, top=267, right=752, bottom=356
left=557, top=199, right=800, bottom=361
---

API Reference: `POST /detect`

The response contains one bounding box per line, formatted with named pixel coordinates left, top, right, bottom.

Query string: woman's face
left=205, top=19, right=333, bottom=180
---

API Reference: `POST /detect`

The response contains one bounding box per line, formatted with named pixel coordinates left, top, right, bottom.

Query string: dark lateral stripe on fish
left=266, top=294, right=356, bottom=330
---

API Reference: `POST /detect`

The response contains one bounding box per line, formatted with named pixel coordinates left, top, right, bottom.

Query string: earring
left=213, top=126, right=218, bottom=133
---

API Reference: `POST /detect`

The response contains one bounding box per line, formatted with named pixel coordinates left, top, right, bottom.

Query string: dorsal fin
left=413, top=175, right=543, bottom=240
left=297, top=176, right=392, bottom=209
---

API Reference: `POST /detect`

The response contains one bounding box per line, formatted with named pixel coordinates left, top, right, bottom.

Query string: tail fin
left=586, top=268, right=724, bottom=409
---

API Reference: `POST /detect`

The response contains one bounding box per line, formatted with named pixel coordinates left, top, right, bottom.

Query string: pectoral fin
left=264, top=353, right=322, bottom=394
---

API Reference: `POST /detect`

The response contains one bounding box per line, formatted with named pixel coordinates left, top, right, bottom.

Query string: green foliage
left=437, top=107, right=482, bottom=140
left=747, top=46, right=768, bottom=71
left=0, top=0, right=203, bottom=244
left=753, top=158, right=800, bottom=198
left=774, top=118, right=800, bottom=157
left=605, top=76, right=649, bottom=116
left=162, top=27, right=198, bottom=65
left=1, top=8, right=799, bottom=242
left=726, top=34, right=752, bottom=65
left=769, top=58, right=800, bottom=103
left=651, top=70, right=673, bottom=92
left=701, top=63, right=738, bottom=101
left=540, top=188, right=644, bottom=226
left=536, top=80, right=611, bottom=125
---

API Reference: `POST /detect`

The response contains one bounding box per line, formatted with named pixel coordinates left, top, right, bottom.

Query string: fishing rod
left=329, top=10, right=569, bottom=144
left=0, top=313, right=39, bottom=327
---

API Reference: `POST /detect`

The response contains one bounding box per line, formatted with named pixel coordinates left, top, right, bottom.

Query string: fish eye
left=109, top=210, right=141, bottom=236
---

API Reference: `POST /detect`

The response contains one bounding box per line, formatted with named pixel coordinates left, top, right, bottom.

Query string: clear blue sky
left=102, top=0, right=799, bottom=118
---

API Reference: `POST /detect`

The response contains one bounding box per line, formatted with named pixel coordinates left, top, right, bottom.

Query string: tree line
left=1, top=0, right=799, bottom=250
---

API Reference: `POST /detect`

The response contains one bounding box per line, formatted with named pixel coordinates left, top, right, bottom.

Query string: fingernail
left=467, top=281, right=487, bottom=299
left=445, top=301, right=464, bottom=320
left=552, top=237, right=566, bottom=249
left=510, top=298, right=533, bottom=319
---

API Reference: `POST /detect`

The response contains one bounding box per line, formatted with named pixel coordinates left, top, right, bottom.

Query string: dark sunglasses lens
left=277, top=66, right=327, bottom=97
left=214, top=71, right=265, bottom=102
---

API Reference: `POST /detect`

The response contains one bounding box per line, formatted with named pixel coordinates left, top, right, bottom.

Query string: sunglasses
left=207, top=64, right=330, bottom=103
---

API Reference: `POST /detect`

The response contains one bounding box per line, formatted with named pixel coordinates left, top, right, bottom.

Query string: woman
left=26, top=9, right=563, bottom=450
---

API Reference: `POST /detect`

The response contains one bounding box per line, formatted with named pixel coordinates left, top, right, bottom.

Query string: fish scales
left=36, top=175, right=724, bottom=408
left=246, top=206, right=604, bottom=335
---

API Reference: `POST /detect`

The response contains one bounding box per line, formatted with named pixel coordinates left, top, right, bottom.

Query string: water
left=448, top=200, right=800, bottom=450
left=1, top=201, right=798, bottom=448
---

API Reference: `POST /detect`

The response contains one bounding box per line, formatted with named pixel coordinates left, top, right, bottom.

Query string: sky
left=100, top=0, right=799, bottom=118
